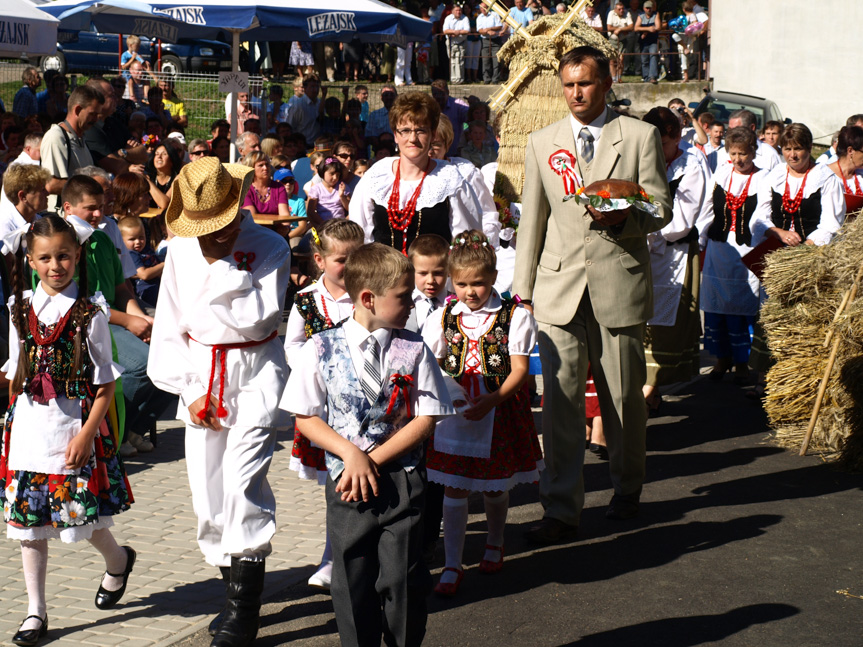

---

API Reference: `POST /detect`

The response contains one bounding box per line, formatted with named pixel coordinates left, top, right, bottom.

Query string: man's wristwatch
left=118, top=148, right=128, bottom=159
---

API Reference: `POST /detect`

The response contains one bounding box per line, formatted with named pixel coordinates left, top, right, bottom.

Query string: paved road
left=176, top=372, right=863, bottom=647
left=2, top=369, right=859, bottom=646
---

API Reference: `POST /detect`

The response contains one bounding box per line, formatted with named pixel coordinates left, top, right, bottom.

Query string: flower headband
left=324, top=157, right=338, bottom=165
left=449, top=233, right=489, bottom=251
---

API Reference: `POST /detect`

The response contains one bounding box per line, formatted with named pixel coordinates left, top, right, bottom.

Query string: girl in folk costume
left=641, top=107, right=711, bottom=411
left=0, top=216, right=133, bottom=647
left=348, top=93, right=484, bottom=254
left=826, top=125, right=863, bottom=214
left=695, top=127, right=773, bottom=384
left=282, top=218, right=364, bottom=591
left=422, top=230, right=543, bottom=597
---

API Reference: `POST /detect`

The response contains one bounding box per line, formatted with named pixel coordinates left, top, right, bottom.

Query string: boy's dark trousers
left=327, top=462, right=432, bottom=647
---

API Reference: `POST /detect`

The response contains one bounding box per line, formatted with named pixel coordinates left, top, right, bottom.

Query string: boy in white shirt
left=282, top=243, right=453, bottom=647
left=147, top=157, right=291, bottom=647
left=406, top=234, right=450, bottom=334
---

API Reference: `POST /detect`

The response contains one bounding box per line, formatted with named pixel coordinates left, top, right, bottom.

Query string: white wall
left=711, top=0, right=863, bottom=144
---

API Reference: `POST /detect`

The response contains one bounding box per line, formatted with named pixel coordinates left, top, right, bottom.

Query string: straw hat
left=166, top=157, right=254, bottom=237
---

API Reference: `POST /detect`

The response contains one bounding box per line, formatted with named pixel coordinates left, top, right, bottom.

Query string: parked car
left=690, top=91, right=790, bottom=129
left=39, top=23, right=233, bottom=75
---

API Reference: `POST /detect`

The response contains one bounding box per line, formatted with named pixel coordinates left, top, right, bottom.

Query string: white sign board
left=219, top=71, right=248, bottom=94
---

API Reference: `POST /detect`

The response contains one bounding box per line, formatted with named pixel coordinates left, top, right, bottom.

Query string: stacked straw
left=494, top=13, right=617, bottom=204
left=761, top=212, right=863, bottom=469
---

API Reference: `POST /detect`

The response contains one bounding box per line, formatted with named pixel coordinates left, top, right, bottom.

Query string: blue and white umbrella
left=0, top=0, right=60, bottom=58
left=41, top=0, right=430, bottom=49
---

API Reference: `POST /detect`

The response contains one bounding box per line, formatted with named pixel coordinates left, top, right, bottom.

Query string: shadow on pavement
left=556, top=603, right=799, bottom=646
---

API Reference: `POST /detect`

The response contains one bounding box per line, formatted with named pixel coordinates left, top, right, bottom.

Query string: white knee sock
left=483, top=492, right=509, bottom=562
left=319, top=528, right=333, bottom=567
left=20, top=540, right=48, bottom=628
left=441, top=496, right=469, bottom=584
left=88, top=528, right=128, bottom=591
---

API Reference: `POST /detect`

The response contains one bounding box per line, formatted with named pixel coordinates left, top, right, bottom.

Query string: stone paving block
left=0, top=420, right=329, bottom=647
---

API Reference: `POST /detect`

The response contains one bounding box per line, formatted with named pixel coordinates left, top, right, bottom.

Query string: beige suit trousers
left=538, top=290, right=647, bottom=526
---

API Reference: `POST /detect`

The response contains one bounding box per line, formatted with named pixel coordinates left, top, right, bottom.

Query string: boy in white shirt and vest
left=282, top=243, right=453, bottom=647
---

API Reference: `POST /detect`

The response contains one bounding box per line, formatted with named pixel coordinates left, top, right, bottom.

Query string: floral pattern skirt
left=0, top=395, right=133, bottom=539
left=427, top=385, right=544, bottom=492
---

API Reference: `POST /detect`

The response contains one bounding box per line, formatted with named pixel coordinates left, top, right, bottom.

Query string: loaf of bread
left=583, top=179, right=645, bottom=199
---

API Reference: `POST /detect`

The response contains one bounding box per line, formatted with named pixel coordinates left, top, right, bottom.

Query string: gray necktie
left=361, top=337, right=381, bottom=404
left=579, top=127, right=594, bottom=164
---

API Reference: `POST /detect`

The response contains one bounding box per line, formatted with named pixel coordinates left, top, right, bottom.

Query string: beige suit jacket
left=512, top=108, right=673, bottom=329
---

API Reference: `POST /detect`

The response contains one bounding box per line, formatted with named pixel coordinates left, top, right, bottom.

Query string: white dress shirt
left=282, top=316, right=454, bottom=423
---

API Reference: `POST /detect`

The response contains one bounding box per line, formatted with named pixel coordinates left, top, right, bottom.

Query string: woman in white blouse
left=348, top=93, right=484, bottom=254
left=641, top=107, right=711, bottom=412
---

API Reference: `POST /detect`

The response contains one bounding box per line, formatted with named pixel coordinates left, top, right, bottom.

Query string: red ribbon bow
left=386, top=373, right=415, bottom=417
left=233, top=251, right=256, bottom=271
left=548, top=149, right=581, bottom=196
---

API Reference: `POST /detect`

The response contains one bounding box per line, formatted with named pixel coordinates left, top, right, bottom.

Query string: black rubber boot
left=208, top=566, right=232, bottom=636
left=210, top=558, right=265, bottom=647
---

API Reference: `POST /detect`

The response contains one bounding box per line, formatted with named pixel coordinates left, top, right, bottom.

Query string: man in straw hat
left=147, top=156, right=291, bottom=647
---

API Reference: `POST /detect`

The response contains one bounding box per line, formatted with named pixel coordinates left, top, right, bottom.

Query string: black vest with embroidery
left=707, top=184, right=757, bottom=246
left=20, top=299, right=99, bottom=400
left=294, top=290, right=334, bottom=340
left=770, top=188, right=822, bottom=240
left=371, top=199, right=452, bottom=252
left=441, top=297, right=517, bottom=393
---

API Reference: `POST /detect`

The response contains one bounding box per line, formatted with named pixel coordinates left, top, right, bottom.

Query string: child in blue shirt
left=118, top=216, right=164, bottom=307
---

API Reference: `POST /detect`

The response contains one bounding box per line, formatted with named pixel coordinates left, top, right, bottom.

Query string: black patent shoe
left=12, top=615, right=47, bottom=646
left=95, top=546, right=136, bottom=610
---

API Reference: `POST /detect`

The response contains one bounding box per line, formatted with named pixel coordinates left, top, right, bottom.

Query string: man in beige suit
left=513, top=46, right=672, bottom=543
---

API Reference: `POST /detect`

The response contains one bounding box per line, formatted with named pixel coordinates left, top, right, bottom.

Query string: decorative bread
left=583, top=179, right=645, bottom=199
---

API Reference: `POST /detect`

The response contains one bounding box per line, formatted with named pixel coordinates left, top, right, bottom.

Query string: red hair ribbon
left=191, top=330, right=278, bottom=420
left=233, top=251, right=256, bottom=271
left=386, top=373, right=415, bottom=417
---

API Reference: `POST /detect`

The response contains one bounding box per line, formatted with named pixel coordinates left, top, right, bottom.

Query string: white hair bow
left=0, top=216, right=94, bottom=255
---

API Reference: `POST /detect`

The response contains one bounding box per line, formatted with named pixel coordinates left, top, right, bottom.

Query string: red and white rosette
left=548, top=149, right=581, bottom=197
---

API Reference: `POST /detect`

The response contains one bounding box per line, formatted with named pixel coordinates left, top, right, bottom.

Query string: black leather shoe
left=589, top=443, right=609, bottom=461
left=524, top=517, right=579, bottom=545
left=208, top=566, right=232, bottom=636
left=606, top=494, right=640, bottom=520
left=12, top=615, right=47, bottom=646
left=95, top=546, right=136, bottom=610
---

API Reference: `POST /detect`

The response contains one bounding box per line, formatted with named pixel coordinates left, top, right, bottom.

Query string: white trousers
left=395, top=43, right=413, bottom=85
left=185, top=423, right=277, bottom=567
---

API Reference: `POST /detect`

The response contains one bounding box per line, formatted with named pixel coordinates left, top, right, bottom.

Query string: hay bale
left=762, top=210, right=863, bottom=468
left=494, top=14, right=618, bottom=205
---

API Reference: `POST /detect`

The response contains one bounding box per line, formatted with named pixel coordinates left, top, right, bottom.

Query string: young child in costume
left=283, top=218, right=364, bottom=590
left=422, top=229, right=543, bottom=597
left=0, top=215, right=134, bottom=647
left=147, top=157, right=291, bottom=647
left=282, top=243, right=454, bottom=647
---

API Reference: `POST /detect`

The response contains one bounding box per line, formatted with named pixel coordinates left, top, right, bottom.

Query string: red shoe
left=433, top=567, right=464, bottom=597
left=478, top=544, right=504, bottom=574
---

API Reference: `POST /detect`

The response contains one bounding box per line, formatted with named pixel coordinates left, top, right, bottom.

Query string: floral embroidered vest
left=295, top=290, right=331, bottom=339
left=441, top=298, right=517, bottom=393
left=20, top=298, right=99, bottom=400
left=313, top=326, right=426, bottom=478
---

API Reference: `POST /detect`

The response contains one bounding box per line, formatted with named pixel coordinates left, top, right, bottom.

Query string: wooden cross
left=486, top=0, right=592, bottom=112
